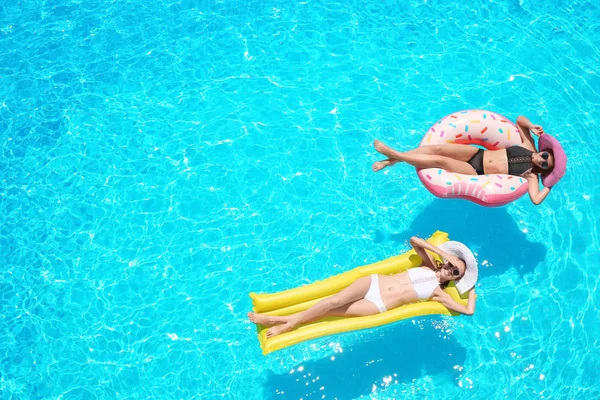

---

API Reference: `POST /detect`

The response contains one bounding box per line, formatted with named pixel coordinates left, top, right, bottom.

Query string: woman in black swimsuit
left=372, top=116, right=555, bottom=205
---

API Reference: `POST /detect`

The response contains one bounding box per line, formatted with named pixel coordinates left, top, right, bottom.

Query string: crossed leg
left=372, top=158, right=400, bottom=172
left=248, top=276, right=380, bottom=338
left=373, top=140, right=479, bottom=175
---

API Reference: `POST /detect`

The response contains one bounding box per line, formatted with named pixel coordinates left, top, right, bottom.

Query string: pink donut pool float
left=417, top=109, right=528, bottom=207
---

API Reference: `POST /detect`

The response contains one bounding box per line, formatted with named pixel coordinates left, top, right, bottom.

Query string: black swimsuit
left=506, top=146, right=533, bottom=176
left=467, top=149, right=485, bottom=175
left=467, top=146, right=533, bottom=176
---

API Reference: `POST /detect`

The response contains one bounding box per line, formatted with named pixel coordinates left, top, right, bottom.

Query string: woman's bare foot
left=266, top=322, right=295, bottom=338
left=248, top=312, right=287, bottom=327
left=372, top=159, right=399, bottom=172
left=374, top=140, right=398, bottom=159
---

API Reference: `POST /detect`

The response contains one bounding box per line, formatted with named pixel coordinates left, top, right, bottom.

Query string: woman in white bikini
left=248, top=237, right=478, bottom=338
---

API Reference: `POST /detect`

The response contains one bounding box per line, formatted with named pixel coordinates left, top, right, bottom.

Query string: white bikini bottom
left=363, top=274, right=387, bottom=313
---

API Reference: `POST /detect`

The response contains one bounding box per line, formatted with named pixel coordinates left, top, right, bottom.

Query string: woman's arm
left=410, top=236, right=460, bottom=270
left=432, top=287, right=477, bottom=316
left=516, top=116, right=544, bottom=151
left=524, top=172, right=551, bottom=205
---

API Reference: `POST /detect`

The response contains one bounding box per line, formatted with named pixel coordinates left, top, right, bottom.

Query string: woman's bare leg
left=375, top=141, right=479, bottom=161
left=372, top=158, right=400, bottom=172
left=248, top=276, right=374, bottom=338
left=374, top=140, right=478, bottom=175
left=402, top=144, right=480, bottom=161
left=247, top=299, right=379, bottom=327
left=327, top=299, right=381, bottom=317
left=247, top=313, right=294, bottom=327
left=372, top=142, right=479, bottom=172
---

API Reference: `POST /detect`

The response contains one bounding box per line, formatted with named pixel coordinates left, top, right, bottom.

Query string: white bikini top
left=407, top=267, right=439, bottom=300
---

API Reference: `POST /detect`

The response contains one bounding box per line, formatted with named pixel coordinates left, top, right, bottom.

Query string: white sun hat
left=438, top=241, right=478, bottom=295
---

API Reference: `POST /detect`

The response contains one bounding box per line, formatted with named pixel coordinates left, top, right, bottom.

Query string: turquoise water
left=1, top=0, right=599, bottom=398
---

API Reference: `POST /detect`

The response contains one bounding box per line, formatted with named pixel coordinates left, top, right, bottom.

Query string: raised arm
left=410, top=236, right=460, bottom=270
left=432, top=287, right=477, bottom=316
left=524, top=172, right=551, bottom=205
left=516, top=116, right=544, bottom=152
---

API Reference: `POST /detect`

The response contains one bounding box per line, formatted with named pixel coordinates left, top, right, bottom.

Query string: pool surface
left=1, top=0, right=599, bottom=398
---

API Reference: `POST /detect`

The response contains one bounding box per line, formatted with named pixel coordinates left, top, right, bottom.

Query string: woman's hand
left=444, top=254, right=462, bottom=269
left=530, top=125, right=544, bottom=136
left=523, top=171, right=537, bottom=181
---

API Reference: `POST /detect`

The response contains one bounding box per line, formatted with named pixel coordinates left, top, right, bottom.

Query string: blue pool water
left=1, top=0, right=599, bottom=398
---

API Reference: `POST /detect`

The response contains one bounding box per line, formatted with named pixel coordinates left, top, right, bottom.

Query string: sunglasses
left=447, top=263, right=460, bottom=277
left=541, top=152, right=550, bottom=170
left=437, top=260, right=461, bottom=276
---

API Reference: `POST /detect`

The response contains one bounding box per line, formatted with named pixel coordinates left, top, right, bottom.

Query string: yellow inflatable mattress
left=249, top=231, right=468, bottom=355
